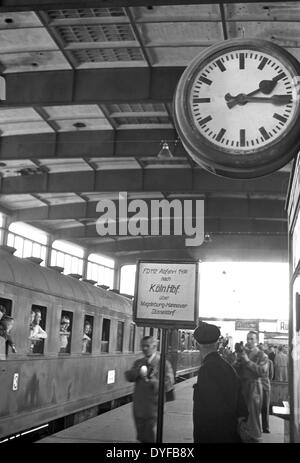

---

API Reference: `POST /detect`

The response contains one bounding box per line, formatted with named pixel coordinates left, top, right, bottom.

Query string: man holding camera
left=233, top=331, right=269, bottom=442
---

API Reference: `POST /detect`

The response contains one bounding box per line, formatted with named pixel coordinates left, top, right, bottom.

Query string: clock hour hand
left=225, top=77, right=281, bottom=108
left=258, top=77, right=281, bottom=94
left=226, top=93, right=292, bottom=109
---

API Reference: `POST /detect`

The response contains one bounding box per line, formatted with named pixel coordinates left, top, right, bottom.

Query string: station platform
left=37, top=377, right=284, bottom=444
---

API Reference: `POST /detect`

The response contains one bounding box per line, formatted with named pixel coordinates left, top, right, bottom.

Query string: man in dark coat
left=193, top=322, right=248, bottom=443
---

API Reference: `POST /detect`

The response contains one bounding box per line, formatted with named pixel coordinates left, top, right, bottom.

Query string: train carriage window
left=82, top=315, right=93, bottom=354
left=29, top=305, right=47, bottom=354
left=187, top=332, right=192, bottom=350
left=191, top=335, right=197, bottom=351
left=129, top=323, right=136, bottom=352
left=101, top=318, right=110, bottom=353
left=138, top=326, right=145, bottom=349
left=178, top=330, right=182, bottom=351
left=116, top=321, right=124, bottom=352
left=296, top=293, right=300, bottom=332
left=59, top=311, right=73, bottom=354
left=157, top=329, right=161, bottom=352
left=167, top=329, right=177, bottom=353
left=0, top=315, right=16, bottom=357
left=180, top=331, right=186, bottom=351
left=0, top=298, right=12, bottom=318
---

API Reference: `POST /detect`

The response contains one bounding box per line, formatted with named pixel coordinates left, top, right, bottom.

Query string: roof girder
left=3, top=68, right=183, bottom=106
left=14, top=196, right=287, bottom=221
left=0, top=0, right=289, bottom=12
left=0, top=168, right=290, bottom=195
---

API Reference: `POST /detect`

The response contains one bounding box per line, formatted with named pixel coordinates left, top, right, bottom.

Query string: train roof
left=0, top=247, right=132, bottom=314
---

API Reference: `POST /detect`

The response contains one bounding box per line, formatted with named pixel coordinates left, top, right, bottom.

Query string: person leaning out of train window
left=193, top=322, right=248, bottom=443
left=124, top=335, right=175, bottom=443
left=29, top=310, right=47, bottom=349
left=82, top=321, right=92, bottom=353
left=59, top=315, right=71, bottom=353
left=0, top=305, right=6, bottom=321
left=0, top=315, right=17, bottom=354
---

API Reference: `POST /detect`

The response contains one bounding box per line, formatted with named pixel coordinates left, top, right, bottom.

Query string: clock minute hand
left=226, top=93, right=291, bottom=109
left=243, top=95, right=292, bottom=104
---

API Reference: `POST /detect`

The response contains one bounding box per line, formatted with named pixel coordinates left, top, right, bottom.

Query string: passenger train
left=0, top=245, right=200, bottom=440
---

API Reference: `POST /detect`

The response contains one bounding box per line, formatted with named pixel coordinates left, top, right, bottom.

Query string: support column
left=44, top=235, right=54, bottom=267
left=0, top=214, right=14, bottom=246
left=82, top=248, right=89, bottom=280
left=113, top=259, right=121, bottom=291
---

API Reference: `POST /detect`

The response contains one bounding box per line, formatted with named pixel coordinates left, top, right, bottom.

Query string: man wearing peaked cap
left=193, top=321, right=220, bottom=345
left=193, top=321, right=248, bottom=443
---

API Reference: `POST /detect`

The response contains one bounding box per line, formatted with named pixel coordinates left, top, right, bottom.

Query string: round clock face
left=174, top=39, right=300, bottom=178
left=189, top=49, right=298, bottom=153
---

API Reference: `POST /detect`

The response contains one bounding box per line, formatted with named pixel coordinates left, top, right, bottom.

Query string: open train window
left=101, top=318, right=110, bottom=353
left=0, top=297, right=12, bottom=317
left=187, top=332, right=192, bottom=350
left=59, top=311, right=73, bottom=354
left=157, top=329, right=161, bottom=351
left=179, top=331, right=186, bottom=351
left=82, top=315, right=93, bottom=354
left=296, top=293, right=300, bottom=332
left=29, top=305, right=47, bottom=354
left=129, top=323, right=136, bottom=352
left=141, top=326, right=146, bottom=337
left=116, top=321, right=124, bottom=352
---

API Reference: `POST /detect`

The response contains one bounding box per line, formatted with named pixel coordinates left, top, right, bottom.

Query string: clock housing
left=174, top=39, right=300, bottom=178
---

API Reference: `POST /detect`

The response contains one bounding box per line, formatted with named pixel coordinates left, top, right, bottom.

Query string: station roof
left=0, top=0, right=296, bottom=264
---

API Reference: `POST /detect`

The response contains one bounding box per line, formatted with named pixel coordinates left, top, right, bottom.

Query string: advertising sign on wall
left=235, top=319, right=259, bottom=331
left=133, top=260, right=199, bottom=328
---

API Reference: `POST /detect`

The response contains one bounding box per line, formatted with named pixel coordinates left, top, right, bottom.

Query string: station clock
left=174, top=39, right=300, bottom=178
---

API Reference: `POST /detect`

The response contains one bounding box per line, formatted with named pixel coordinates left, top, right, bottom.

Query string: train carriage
left=0, top=246, right=200, bottom=440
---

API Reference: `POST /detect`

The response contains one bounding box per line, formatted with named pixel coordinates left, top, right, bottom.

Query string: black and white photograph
left=0, top=0, right=299, bottom=450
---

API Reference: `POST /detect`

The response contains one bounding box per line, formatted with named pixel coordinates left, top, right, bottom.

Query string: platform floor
left=37, top=377, right=284, bottom=443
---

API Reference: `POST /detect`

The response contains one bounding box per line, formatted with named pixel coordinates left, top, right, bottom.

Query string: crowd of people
left=217, top=333, right=288, bottom=440
left=125, top=324, right=289, bottom=443
left=220, top=341, right=288, bottom=383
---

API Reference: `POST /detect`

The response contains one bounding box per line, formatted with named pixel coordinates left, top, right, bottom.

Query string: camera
left=234, top=342, right=244, bottom=354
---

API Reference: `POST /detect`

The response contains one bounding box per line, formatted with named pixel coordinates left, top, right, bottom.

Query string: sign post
left=133, top=260, right=199, bottom=443
left=156, top=328, right=167, bottom=443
